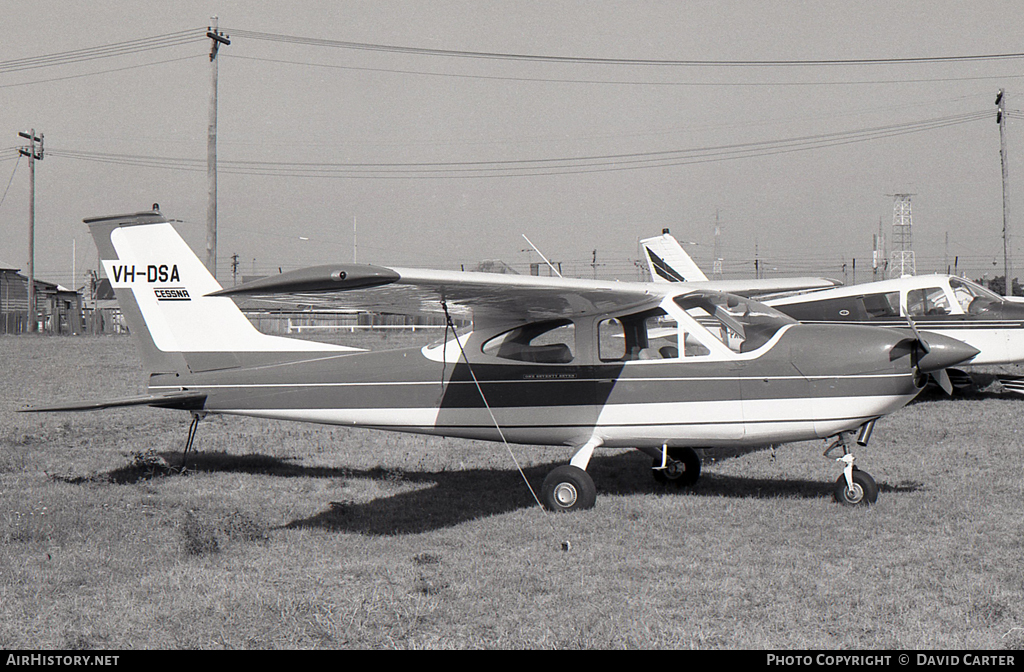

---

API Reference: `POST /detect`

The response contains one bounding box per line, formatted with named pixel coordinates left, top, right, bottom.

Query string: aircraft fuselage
left=151, top=322, right=962, bottom=449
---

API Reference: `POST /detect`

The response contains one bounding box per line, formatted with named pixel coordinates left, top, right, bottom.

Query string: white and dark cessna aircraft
left=25, top=211, right=979, bottom=509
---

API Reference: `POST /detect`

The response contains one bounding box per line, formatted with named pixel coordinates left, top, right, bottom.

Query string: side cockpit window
left=483, top=319, right=575, bottom=363
left=597, top=308, right=709, bottom=362
left=674, top=292, right=795, bottom=354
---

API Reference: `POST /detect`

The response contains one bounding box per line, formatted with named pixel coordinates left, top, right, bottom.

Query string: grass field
left=1, top=334, right=1022, bottom=650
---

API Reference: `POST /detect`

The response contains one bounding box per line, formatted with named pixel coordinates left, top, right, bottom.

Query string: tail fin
left=87, top=211, right=346, bottom=380
left=640, top=232, right=708, bottom=283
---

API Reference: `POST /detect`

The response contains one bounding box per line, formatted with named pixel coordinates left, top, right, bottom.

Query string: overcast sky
left=2, top=0, right=1022, bottom=288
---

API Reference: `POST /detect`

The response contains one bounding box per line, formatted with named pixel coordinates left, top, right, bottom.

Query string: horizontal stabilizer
left=20, top=390, right=207, bottom=413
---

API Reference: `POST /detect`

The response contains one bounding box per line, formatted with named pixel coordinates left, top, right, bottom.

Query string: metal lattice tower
left=889, top=194, right=916, bottom=278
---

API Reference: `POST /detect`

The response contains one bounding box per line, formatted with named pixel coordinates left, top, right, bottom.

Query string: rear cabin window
left=907, top=287, right=951, bottom=316
left=482, top=320, right=575, bottom=363
left=862, top=291, right=901, bottom=318
left=777, top=296, right=868, bottom=321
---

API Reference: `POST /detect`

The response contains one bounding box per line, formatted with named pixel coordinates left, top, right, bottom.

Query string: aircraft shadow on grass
left=94, top=449, right=920, bottom=535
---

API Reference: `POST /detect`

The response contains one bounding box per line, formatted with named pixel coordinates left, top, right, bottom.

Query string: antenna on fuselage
left=521, top=234, right=563, bottom=278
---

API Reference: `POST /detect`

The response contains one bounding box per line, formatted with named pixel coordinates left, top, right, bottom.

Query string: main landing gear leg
left=824, top=425, right=878, bottom=506
left=541, top=437, right=601, bottom=512
left=637, top=444, right=702, bottom=487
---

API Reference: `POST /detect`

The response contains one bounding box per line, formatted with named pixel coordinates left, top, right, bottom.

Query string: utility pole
left=873, top=216, right=886, bottom=280
left=872, top=233, right=879, bottom=281
left=712, top=210, right=723, bottom=279
left=18, top=130, right=43, bottom=332
left=207, top=18, right=230, bottom=279
left=997, top=89, right=1012, bottom=295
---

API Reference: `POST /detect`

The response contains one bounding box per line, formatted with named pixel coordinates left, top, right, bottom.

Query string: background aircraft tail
left=640, top=231, right=709, bottom=283
left=87, top=210, right=346, bottom=382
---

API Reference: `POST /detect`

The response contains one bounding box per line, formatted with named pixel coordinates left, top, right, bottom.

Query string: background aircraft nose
left=914, top=332, right=980, bottom=372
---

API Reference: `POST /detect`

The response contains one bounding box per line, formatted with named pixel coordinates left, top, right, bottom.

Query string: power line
left=227, top=28, right=1024, bottom=68
left=0, top=54, right=204, bottom=90
left=0, top=153, right=21, bottom=213
left=45, top=110, right=991, bottom=178
left=224, top=52, right=1024, bottom=88
left=0, top=28, right=206, bottom=74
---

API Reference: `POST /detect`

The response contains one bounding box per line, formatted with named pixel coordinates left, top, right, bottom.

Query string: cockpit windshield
left=674, top=291, right=797, bottom=353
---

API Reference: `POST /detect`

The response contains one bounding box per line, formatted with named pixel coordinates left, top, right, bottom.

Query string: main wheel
left=833, top=468, right=878, bottom=506
left=541, top=465, right=597, bottom=512
left=652, top=447, right=702, bottom=487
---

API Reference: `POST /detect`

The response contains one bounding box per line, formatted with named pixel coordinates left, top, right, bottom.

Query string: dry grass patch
left=2, top=336, right=1023, bottom=649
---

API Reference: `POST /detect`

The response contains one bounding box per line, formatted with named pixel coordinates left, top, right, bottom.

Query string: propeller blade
left=904, top=315, right=929, bottom=354
left=933, top=368, right=953, bottom=395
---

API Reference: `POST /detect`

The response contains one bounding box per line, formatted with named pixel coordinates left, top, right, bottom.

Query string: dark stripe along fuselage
left=155, top=324, right=923, bottom=448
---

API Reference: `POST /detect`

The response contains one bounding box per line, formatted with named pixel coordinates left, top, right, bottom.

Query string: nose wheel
left=826, top=433, right=878, bottom=506
left=833, top=466, right=878, bottom=506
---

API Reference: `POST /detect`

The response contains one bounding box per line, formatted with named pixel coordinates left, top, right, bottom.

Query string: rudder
left=87, top=210, right=348, bottom=381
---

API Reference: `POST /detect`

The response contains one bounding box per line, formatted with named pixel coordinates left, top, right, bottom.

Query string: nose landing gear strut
left=824, top=421, right=879, bottom=506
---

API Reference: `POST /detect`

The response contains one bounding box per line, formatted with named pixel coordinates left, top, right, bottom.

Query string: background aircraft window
left=776, top=296, right=867, bottom=321
left=907, top=288, right=950, bottom=316
left=949, top=277, right=1002, bottom=314
left=483, top=320, right=575, bottom=363
left=862, top=291, right=900, bottom=318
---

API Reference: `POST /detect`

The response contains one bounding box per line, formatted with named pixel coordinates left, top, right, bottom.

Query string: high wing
left=211, top=264, right=663, bottom=326
left=213, top=230, right=839, bottom=319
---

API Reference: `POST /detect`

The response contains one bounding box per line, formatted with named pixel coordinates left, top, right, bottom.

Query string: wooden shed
left=0, top=260, right=84, bottom=334
left=0, top=259, right=29, bottom=334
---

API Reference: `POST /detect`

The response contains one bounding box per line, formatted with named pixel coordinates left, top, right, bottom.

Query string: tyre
left=833, top=468, right=878, bottom=506
left=541, top=465, right=597, bottom=512
left=652, top=447, right=702, bottom=487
